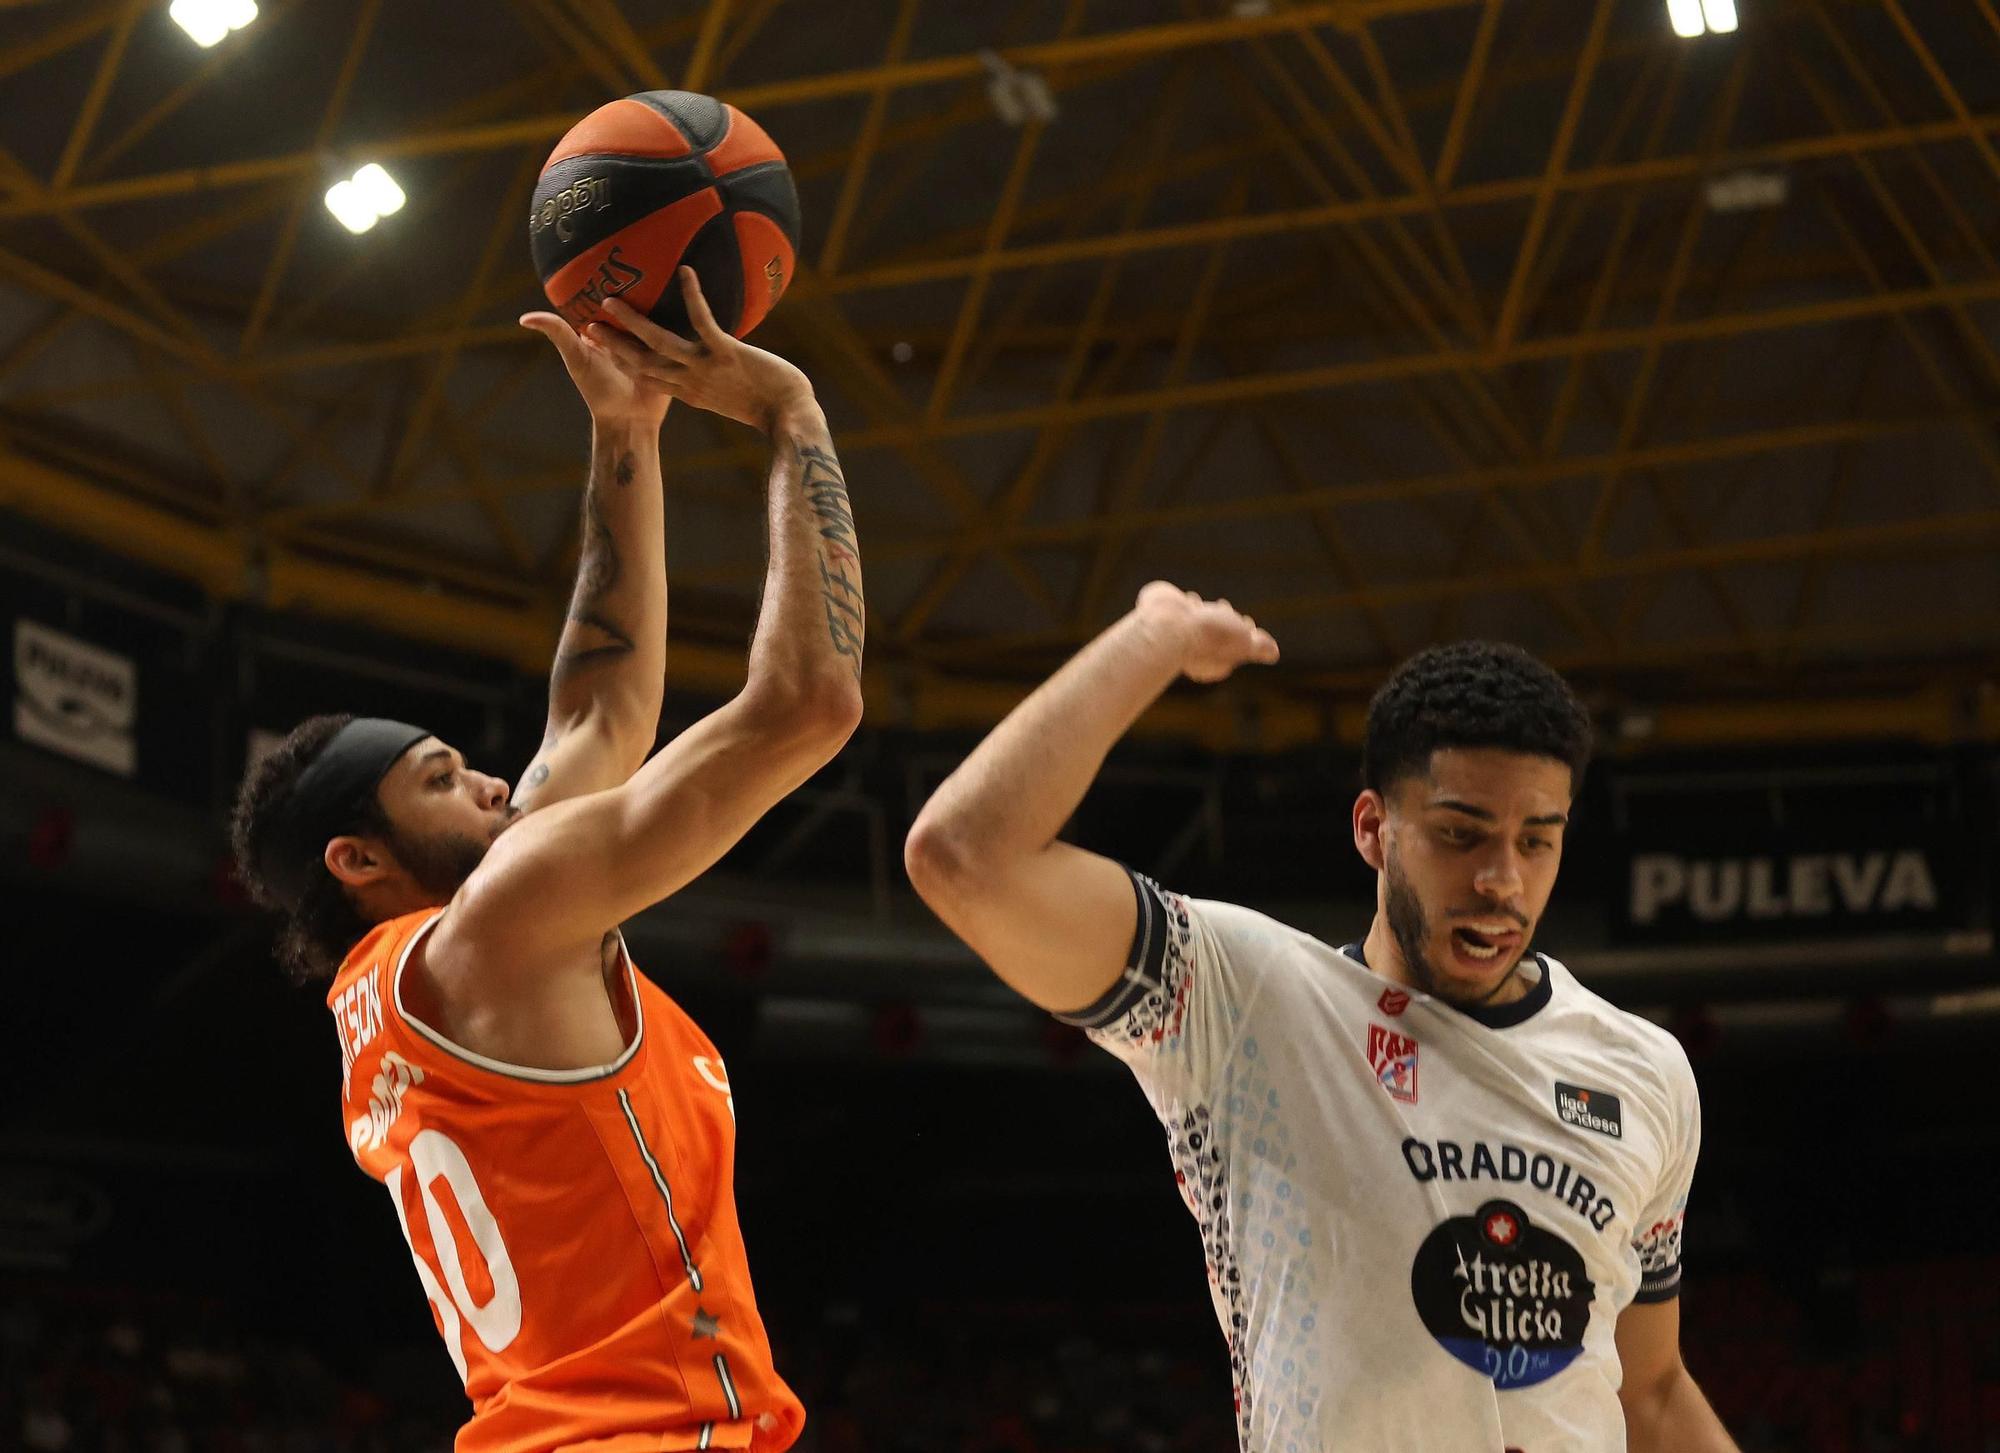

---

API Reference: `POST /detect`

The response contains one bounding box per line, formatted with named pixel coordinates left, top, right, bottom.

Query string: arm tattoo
left=796, top=437, right=863, bottom=678
left=524, top=762, right=551, bottom=789
left=552, top=450, right=637, bottom=691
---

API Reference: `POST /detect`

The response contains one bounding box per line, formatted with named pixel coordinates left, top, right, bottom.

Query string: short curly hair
left=1362, top=641, right=1593, bottom=796
left=229, top=713, right=389, bottom=986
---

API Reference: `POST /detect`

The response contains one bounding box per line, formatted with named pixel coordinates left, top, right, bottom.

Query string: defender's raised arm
left=905, top=583, right=1274, bottom=1015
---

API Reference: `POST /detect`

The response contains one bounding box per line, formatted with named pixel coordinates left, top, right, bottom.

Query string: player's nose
left=1472, top=846, right=1525, bottom=902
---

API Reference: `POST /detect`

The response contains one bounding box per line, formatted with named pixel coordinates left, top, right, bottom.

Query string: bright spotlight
left=325, top=163, right=406, bottom=234
left=1665, top=0, right=1707, bottom=37
left=1700, top=0, right=1739, bottom=32
left=169, top=0, right=258, bottom=48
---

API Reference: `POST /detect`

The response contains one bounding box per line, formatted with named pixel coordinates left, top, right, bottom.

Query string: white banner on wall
left=13, top=618, right=137, bottom=776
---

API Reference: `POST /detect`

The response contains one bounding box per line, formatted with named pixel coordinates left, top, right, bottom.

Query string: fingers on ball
left=602, top=296, right=697, bottom=359
left=679, top=267, right=725, bottom=341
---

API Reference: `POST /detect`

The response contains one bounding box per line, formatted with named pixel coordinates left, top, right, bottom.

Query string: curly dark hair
left=1362, top=641, right=1593, bottom=796
left=229, top=713, right=389, bottom=986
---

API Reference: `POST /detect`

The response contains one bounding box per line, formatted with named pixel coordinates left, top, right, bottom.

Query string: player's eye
left=432, top=772, right=455, bottom=789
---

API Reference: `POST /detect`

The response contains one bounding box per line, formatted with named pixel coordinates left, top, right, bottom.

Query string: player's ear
left=325, top=834, right=393, bottom=890
left=1352, top=789, right=1388, bottom=872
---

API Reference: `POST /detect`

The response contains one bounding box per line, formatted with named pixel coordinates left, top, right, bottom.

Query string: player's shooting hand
left=518, top=308, right=673, bottom=431
left=1136, top=580, right=1280, bottom=684
left=592, top=270, right=816, bottom=435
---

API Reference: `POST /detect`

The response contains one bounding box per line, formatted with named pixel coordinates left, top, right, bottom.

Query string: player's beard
left=388, top=818, right=505, bottom=901
left=1384, top=838, right=1526, bottom=1008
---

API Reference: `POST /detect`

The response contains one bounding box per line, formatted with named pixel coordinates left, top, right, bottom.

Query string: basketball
left=530, top=90, right=800, bottom=340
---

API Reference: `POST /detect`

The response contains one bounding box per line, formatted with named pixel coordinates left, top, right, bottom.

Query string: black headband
left=256, top=717, right=431, bottom=912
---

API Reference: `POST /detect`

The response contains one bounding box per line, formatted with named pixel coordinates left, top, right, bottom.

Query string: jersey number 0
left=387, top=1128, right=524, bottom=1383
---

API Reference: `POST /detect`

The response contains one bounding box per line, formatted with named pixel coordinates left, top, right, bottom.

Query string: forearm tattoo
left=796, top=436, right=863, bottom=678
left=552, top=449, right=637, bottom=690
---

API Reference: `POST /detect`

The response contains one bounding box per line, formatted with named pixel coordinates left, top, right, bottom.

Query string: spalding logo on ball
left=531, top=90, right=801, bottom=339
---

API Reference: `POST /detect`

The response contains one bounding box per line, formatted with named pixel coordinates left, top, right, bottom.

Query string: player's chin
left=1437, top=927, right=1528, bottom=993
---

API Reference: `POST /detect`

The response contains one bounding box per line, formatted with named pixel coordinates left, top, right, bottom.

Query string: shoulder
left=1542, top=955, right=1698, bottom=1110
left=332, top=910, right=439, bottom=990
left=1177, top=892, right=1341, bottom=966
left=1172, top=893, right=1375, bottom=1010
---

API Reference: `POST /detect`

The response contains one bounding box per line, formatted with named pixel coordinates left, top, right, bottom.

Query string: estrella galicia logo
left=1554, top=1081, right=1622, bottom=1139
left=1410, top=1199, right=1594, bottom=1389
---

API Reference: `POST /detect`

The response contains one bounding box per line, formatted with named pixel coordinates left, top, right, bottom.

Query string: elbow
left=741, top=672, right=862, bottom=756
left=904, top=811, right=977, bottom=909
left=796, top=673, right=864, bottom=749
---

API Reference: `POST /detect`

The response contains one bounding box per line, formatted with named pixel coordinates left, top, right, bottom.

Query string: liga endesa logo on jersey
left=1410, top=1198, right=1595, bottom=1390
left=1367, top=1024, right=1419, bottom=1104
left=1554, top=1082, right=1623, bottom=1139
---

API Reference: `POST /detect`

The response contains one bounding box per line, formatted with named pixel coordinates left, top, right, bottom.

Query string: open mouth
left=1449, top=922, right=1522, bottom=966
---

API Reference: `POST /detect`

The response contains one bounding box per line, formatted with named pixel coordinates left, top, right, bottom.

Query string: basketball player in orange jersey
left=229, top=270, right=862, bottom=1453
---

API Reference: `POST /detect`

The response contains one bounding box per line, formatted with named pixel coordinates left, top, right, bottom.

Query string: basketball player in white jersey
left=906, top=583, right=1736, bottom=1451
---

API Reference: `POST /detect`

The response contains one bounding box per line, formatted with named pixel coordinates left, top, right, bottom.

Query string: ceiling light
left=324, top=162, right=406, bottom=234
left=1666, top=0, right=1738, bottom=37
left=1704, top=168, right=1788, bottom=212
left=169, top=0, right=258, bottom=48
left=1665, top=0, right=1707, bottom=37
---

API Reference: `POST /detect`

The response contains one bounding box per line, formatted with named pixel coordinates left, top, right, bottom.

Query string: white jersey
left=1060, top=872, right=1699, bottom=1453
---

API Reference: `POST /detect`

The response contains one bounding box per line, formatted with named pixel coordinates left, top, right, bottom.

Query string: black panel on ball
left=717, top=161, right=802, bottom=249
left=530, top=154, right=713, bottom=279
left=631, top=90, right=729, bottom=151
left=648, top=214, right=745, bottom=340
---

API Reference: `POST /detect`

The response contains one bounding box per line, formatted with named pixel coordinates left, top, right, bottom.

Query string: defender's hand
left=1135, top=581, right=1280, bottom=684
left=591, top=270, right=815, bottom=435
left=519, top=309, right=673, bottom=431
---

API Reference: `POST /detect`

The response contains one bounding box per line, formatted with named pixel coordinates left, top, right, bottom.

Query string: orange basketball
left=530, top=91, right=799, bottom=340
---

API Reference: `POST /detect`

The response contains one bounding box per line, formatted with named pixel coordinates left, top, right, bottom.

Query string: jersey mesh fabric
left=327, top=910, right=805, bottom=1453
left=1056, top=872, right=1699, bottom=1453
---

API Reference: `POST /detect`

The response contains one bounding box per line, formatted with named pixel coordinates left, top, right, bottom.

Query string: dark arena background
left=3, top=2, right=1999, bottom=1450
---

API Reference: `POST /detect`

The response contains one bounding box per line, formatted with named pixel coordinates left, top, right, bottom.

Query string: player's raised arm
left=430, top=271, right=864, bottom=976
left=905, top=583, right=1276, bottom=1015
left=511, top=298, right=675, bottom=812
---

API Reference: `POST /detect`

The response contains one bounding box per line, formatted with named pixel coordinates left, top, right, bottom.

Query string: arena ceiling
left=1, top=0, right=1998, bottom=749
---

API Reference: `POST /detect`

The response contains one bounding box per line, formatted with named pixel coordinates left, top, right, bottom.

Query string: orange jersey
left=326, top=910, right=804, bottom=1453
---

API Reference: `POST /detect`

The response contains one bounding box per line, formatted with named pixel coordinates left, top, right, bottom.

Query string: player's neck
left=353, top=875, right=447, bottom=927
left=1359, top=914, right=1416, bottom=992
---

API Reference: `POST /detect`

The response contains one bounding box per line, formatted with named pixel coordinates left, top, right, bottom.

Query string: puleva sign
left=1614, top=843, right=1960, bottom=943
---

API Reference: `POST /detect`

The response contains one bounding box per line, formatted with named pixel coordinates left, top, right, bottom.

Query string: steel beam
left=1491, top=0, right=1613, bottom=349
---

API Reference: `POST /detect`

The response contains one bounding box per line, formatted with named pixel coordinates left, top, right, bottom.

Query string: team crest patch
left=1554, top=1081, right=1622, bottom=1138
left=1368, top=1023, right=1419, bottom=1104
left=1377, top=987, right=1410, bottom=1017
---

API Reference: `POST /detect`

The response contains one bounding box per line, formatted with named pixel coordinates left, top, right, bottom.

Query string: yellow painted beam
left=4, top=440, right=1994, bottom=752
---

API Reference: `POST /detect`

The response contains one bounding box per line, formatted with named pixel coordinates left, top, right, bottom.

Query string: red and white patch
left=1483, top=1209, right=1520, bottom=1247
left=1366, top=1023, right=1419, bottom=1104
left=1377, top=987, right=1410, bottom=1017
